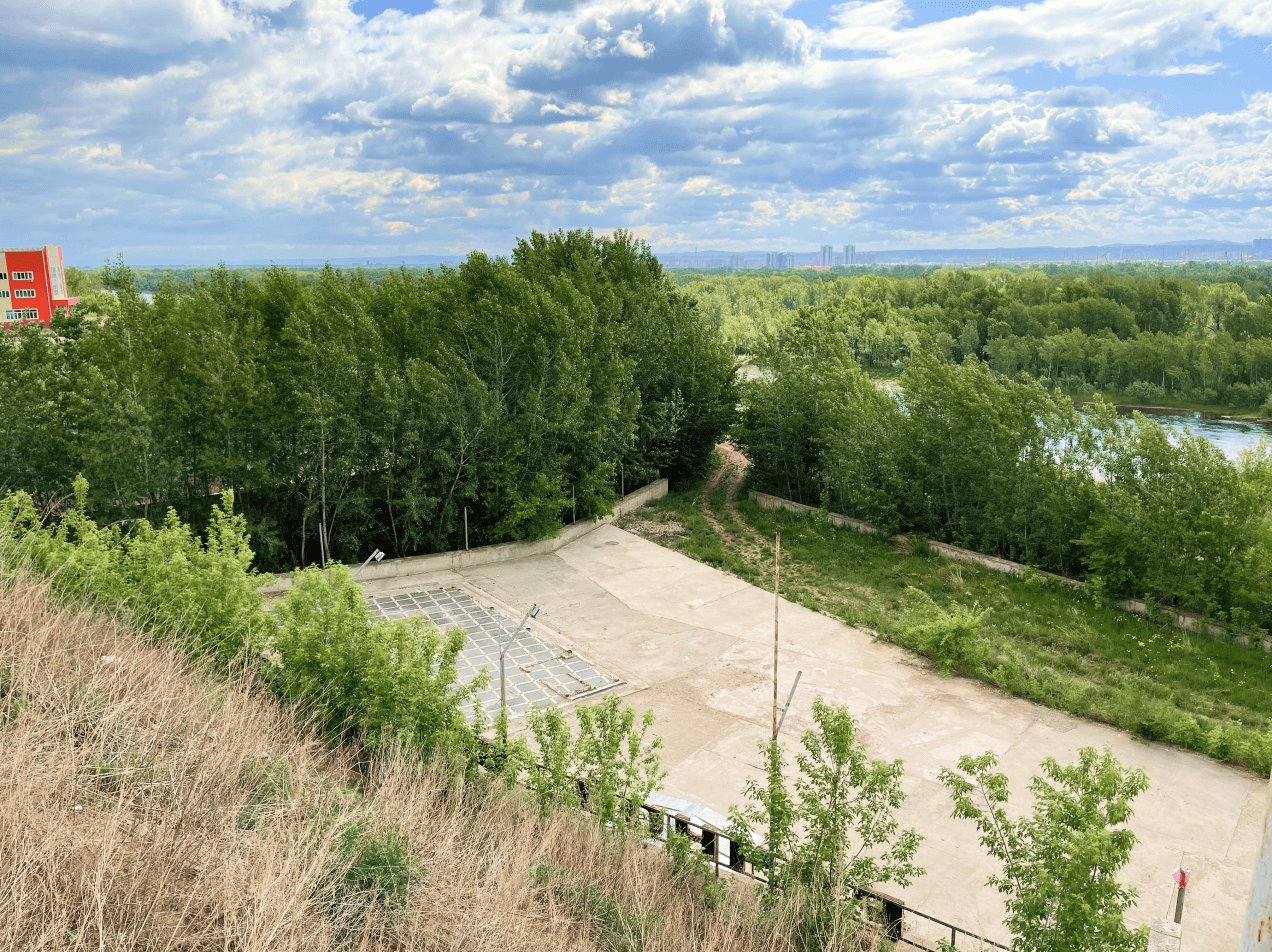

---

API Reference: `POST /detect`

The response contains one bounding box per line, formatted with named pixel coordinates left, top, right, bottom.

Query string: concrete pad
left=367, top=520, right=1262, bottom=952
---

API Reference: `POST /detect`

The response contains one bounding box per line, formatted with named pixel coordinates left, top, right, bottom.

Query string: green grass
left=648, top=478, right=1272, bottom=775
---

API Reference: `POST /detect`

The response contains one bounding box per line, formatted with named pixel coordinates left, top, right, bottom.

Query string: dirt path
left=698, top=443, right=750, bottom=544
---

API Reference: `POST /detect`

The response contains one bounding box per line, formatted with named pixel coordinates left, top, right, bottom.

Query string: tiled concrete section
left=360, top=527, right=1263, bottom=952
left=368, top=587, right=620, bottom=723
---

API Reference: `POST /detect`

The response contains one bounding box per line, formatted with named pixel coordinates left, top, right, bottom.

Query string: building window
left=0, top=272, right=7, bottom=280
left=0, top=291, right=8, bottom=298
left=13, top=289, right=37, bottom=299
left=11, top=271, right=34, bottom=281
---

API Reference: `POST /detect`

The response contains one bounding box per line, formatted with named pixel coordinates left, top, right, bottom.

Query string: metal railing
left=636, top=797, right=1010, bottom=951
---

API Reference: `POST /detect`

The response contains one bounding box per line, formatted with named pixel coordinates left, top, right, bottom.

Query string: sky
left=1, top=0, right=1270, bottom=264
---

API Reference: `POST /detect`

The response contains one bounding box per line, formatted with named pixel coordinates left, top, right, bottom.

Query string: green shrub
left=0, top=480, right=269, bottom=664
left=527, top=694, right=666, bottom=826
left=268, top=563, right=483, bottom=755
left=730, top=699, right=923, bottom=904
left=665, top=830, right=728, bottom=910
left=941, top=747, right=1150, bottom=952
left=897, top=588, right=991, bottom=675
left=335, top=821, right=423, bottom=909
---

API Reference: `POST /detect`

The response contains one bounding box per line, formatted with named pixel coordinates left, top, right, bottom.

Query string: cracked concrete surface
left=361, top=522, right=1262, bottom=950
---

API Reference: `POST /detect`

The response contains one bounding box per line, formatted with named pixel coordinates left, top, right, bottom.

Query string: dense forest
left=677, top=263, right=1272, bottom=414
left=0, top=231, right=738, bottom=572
left=5, top=245, right=1272, bottom=624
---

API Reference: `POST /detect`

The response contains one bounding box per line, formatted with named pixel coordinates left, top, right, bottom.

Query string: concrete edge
left=750, top=489, right=1270, bottom=648
left=259, top=479, right=669, bottom=595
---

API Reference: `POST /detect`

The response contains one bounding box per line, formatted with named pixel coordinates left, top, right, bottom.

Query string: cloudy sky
left=1, top=0, right=1270, bottom=263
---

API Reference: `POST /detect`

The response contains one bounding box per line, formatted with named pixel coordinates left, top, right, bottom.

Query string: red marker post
left=1173, top=868, right=1190, bottom=925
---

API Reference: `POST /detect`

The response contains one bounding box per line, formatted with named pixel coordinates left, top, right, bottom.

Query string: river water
left=1121, top=410, right=1272, bottom=461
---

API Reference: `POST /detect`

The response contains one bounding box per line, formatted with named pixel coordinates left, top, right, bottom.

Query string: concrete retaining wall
left=751, top=490, right=1271, bottom=649
left=260, top=479, right=669, bottom=595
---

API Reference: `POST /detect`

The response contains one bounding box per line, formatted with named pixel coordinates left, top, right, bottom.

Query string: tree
left=730, top=698, right=923, bottom=900
left=940, top=747, right=1150, bottom=952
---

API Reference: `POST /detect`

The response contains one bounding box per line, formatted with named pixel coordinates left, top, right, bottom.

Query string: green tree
left=940, top=747, right=1150, bottom=952
left=730, top=699, right=923, bottom=900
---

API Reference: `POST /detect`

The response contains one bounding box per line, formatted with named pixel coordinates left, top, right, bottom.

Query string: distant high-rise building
left=844, top=244, right=856, bottom=266
left=766, top=252, right=795, bottom=269
left=729, top=254, right=746, bottom=270
left=819, top=245, right=834, bottom=267
left=1255, top=238, right=1272, bottom=260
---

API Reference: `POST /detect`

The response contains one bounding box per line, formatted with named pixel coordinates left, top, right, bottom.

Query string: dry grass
left=0, top=574, right=886, bottom=952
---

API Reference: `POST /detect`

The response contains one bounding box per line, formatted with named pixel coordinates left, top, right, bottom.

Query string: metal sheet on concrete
left=368, top=587, right=620, bottom=723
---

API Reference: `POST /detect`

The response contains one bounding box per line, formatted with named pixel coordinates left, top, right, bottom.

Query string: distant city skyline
left=100, top=238, right=1272, bottom=270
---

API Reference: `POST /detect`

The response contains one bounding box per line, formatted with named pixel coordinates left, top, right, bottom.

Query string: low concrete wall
left=751, top=490, right=1270, bottom=649
left=260, top=479, right=669, bottom=595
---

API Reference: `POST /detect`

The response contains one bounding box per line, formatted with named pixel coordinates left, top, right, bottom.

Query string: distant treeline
left=736, top=314, right=1272, bottom=625
left=3, top=231, right=737, bottom=572
left=679, top=264, right=1272, bottom=413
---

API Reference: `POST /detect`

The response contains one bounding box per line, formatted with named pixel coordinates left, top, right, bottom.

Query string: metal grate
left=367, top=587, right=620, bottom=723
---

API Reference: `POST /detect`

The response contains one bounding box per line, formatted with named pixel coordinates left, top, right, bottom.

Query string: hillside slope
left=0, top=574, right=883, bottom=952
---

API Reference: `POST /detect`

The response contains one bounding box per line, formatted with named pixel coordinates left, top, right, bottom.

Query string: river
left=1111, top=409, right=1272, bottom=461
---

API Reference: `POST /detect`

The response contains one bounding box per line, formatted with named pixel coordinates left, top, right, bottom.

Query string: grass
left=0, top=570, right=893, bottom=952
left=649, top=474, right=1272, bottom=775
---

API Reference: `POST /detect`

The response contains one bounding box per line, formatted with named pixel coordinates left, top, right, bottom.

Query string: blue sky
left=1, top=0, right=1269, bottom=264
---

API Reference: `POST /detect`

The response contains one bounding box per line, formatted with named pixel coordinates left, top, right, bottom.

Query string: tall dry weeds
left=0, top=573, right=884, bottom=952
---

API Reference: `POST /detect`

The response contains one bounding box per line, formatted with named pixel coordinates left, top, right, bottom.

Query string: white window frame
left=0, top=291, right=8, bottom=298
left=13, top=289, right=37, bottom=299
left=0, top=272, right=8, bottom=280
left=11, top=271, right=34, bottom=281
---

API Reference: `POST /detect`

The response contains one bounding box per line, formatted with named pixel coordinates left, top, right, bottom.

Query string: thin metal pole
left=499, top=605, right=540, bottom=743
left=776, top=670, right=802, bottom=736
left=317, top=521, right=327, bottom=569
left=464, top=507, right=469, bottom=550
left=1240, top=773, right=1272, bottom=951
left=773, top=528, right=780, bottom=741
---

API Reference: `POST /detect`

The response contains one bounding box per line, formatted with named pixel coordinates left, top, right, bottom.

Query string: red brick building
left=1, top=245, right=80, bottom=328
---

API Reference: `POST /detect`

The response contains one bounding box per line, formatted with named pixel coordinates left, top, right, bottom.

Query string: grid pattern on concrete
left=367, top=587, right=620, bottom=723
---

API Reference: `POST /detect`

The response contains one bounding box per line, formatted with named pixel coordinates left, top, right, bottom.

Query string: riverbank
left=1072, top=399, right=1272, bottom=425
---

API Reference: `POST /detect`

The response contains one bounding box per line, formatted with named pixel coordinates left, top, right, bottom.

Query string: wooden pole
left=464, top=507, right=469, bottom=550
left=773, top=528, right=780, bottom=741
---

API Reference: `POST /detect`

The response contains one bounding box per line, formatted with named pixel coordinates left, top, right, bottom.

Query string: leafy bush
left=0, top=480, right=269, bottom=664
left=527, top=694, right=666, bottom=826
left=941, top=747, right=1150, bottom=952
left=267, top=563, right=483, bottom=755
left=730, top=698, right=923, bottom=907
left=1122, top=379, right=1167, bottom=404
left=897, top=588, right=990, bottom=675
